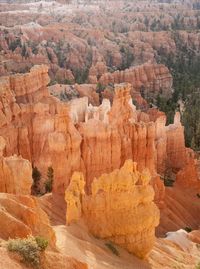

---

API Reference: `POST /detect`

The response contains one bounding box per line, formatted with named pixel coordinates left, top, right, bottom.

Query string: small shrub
left=105, top=241, right=119, bottom=256
left=164, top=178, right=174, bottom=187
left=96, top=82, right=105, bottom=93
left=184, top=226, right=192, bottom=233
left=7, top=236, right=48, bottom=268
left=197, top=193, right=200, bottom=198
left=7, top=237, right=40, bottom=267
left=63, top=79, right=73, bottom=85
left=48, top=80, right=57, bottom=86
left=160, top=175, right=174, bottom=187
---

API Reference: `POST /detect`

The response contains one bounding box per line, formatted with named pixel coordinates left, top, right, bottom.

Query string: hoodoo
left=65, top=160, right=160, bottom=259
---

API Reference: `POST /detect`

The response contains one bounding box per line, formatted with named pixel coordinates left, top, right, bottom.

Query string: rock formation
left=0, top=193, right=56, bottom=248
left=0, top=136, right=32, bottom=194
left=99, top=62, right=173, bottom=100
left=0, top=66, right=195, bottom=203
left=65, top=160, right=160, bottom=259
left=65, top=172, right=85, bottom=225
left=0, top=193, right=88, bottom=269
left=175, top=158, right=199, bottom=187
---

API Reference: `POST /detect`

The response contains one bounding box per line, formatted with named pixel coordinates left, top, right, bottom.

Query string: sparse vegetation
left=119, top=46, right=134, bottom=70
left=7, top=236, right=48, bottom=268
left=8, top=38, right=21, bottom=51
left=156, top=34, right=200, bottom=149
left=63, top=79, right=73, bottom=85
left=163, top=178, right=174, bottom=187
left=160, top=174, right=174, bottom=187
left=48, top=80, right=57, bottom=86
left=73, top=68, right=89, bottom=84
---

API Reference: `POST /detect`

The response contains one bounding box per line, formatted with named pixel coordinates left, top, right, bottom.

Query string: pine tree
left=45, top=167, right=54, bottom=193
left=32, top=167, right=41, bottom=195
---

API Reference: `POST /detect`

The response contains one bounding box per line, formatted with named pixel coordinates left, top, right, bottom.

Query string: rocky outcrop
left=65, top=160, right=160, bottom=259
left=74, top=84, right=99, bottom=106
left=0, top=65, right=49, bottom=106
left=65, top=172, right=85, bottom=225
left=10, top=65, right=50, bottom=103
left=0, top=155, right=32, bottom=194
left=0, top=193, right=56, bottom=248
left=175, top=160, right=198, bottom=187
left=166, top=112, right=187, bottom=172
left=0, top=136, right=32, bottom=194
left=149, top=229, right=200, bottom=269
left=99, top=62, right=173, bottom=100
left=48, top=84, right=79, bottom=102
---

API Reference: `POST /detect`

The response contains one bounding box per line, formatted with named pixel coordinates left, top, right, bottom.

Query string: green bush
left=7, top=236, right=48, bottom=268
left=105, top=241, right=119, bottom=256
left=160, top=175, right=174, bottom=187
left=164, top=178, right=174, bottom=187
left=184, top=227, right=192, bottom=233
left=7, top=237, right=40, bottom=267
left=35, top=236, right=48, bottom=251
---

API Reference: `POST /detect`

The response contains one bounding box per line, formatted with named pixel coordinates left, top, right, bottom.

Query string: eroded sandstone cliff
left=0, top=66, right=196, bottom=201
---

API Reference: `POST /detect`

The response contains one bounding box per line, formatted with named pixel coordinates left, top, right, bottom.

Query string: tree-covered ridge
left=156, top=31, right=200, bottom=150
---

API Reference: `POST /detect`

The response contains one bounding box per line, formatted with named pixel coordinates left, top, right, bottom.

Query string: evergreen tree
left=45, top=166, right=54, bottom=193
left=32, top=167, right=41, bottom=195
